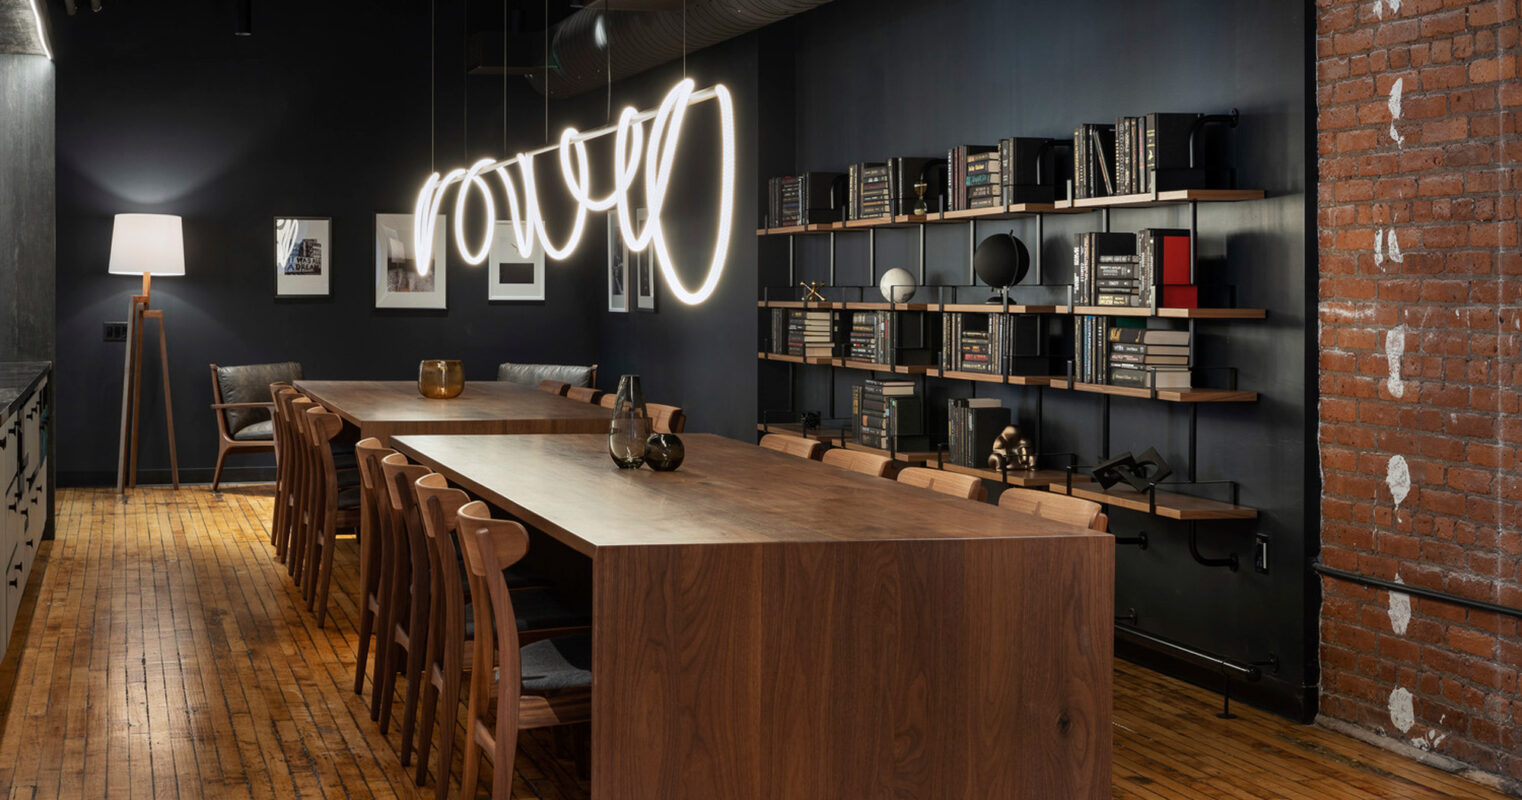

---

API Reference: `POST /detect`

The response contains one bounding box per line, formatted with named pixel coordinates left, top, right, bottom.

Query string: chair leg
left=397, top=605, right=429, bottom=767
left=460, top=681, right=484, bottom=800
left=312, top=531, right=339, bottom=627
left=378, top=632, right=403, bottom=734
left=434, top=669, right=462, bottom=800
left=414, top=673, right=439, bottom=787
left=354, top=594, right=374, bottom=695
left=211, top=446, right=229, bottom=492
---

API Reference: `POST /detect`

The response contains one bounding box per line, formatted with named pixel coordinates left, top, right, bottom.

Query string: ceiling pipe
left=525, top=0, right=831, bottom=97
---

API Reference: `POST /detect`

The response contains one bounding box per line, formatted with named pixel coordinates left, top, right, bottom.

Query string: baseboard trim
left=1316, top=715, right=1522, bottom=798
left=59, top=467, right=277, bottom=488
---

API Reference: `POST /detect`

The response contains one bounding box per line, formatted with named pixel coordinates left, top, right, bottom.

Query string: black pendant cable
left=682, top=0, right=687, bottom=79
left=503, top=0, right=509, bottom=154
left=430, top=0, right=436, bottom=172
left=543, top=0, right=549, bottom=143
left=463, top=0, right=469, bottom=159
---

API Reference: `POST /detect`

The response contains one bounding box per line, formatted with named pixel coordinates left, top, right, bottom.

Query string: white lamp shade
left=108, top=213, right=186, bottom=276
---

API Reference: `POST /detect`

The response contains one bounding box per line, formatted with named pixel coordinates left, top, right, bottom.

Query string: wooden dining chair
left=820, top=447, right=893, bottom=477
left=378, top=452, right=434, bottom=748
left=302, top=406, right=361, bottom=628
left=284, top=396, right=318, bottom=580
left=498, top=362, right=597, bottom=389
left=353, top=438, right=396, bottom=710
left=648, top=403, right=685, bottom=434
left=896, top=467, right=989, bottom=502
left=537, top=379, right=570, bottom=396
left=565, top=386, right=602, bottom=404
left=268, top=387, right=301, bottom=554
left=760, top=433, right=824, bottom=460
left=598, top=393, right=616, bottom=410
left=456, top=500, right=591, bottom=800
left=412, top=474, right=593, bottom=794
left=998, top=487, right=1109, bottom=532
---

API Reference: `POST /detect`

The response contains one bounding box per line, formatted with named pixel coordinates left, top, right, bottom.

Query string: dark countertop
left=0, top=362, right=51, bottom=425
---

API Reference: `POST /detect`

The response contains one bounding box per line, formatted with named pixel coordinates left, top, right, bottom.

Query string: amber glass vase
left=418, top=359, right=465, bottom=399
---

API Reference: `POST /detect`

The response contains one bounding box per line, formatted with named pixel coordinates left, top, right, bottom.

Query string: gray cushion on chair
left=232, top=420, right=275, bottom=441
left=519, top=633, right=592, bottom=692
left=497, top=362, right=594, bottom=388
left=218, top=361, right=303, bottom=435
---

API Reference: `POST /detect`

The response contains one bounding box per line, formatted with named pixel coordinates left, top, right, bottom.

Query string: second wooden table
left=294, top=380, right=610, bottom=444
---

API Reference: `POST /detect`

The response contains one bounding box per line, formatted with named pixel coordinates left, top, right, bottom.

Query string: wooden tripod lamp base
left=109, top=214, right=185, bottom=495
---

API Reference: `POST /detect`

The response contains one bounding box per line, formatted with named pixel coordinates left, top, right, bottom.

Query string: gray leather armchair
left=210, top=361, right=303, bottom=490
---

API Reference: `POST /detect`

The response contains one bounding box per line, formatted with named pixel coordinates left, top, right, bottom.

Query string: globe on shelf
left=877, top=268, right=917, bottom=303
left=973, top=233, right=1031, bottom=297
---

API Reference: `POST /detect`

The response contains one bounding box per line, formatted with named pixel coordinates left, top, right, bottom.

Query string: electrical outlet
left=103, top=321, right=128, bottom=342
left=1253, top=533, right=1270, bottom=574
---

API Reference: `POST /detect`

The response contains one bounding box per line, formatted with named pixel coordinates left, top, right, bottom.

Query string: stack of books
left=799, top=310, right=842, bottom=359
left=785, top=309, right=808, bottom=356
left=966, top=150, right=1002, bottom=209
left=1074, top=315, right=1112, bottom=385
left=852, top=379, right=928, bottom=452
left=848, top=310, right=887, bottom=362
left=998, top=137, right=1059, bottom=204
left=848, top=162, right=891, bottom=220
left=940, top=313, right=1050, bottom=375
left=947, top=398, right=1010, bottom=468
left=1073, top=232, right=1138, bottom=306
left=765, top=173, right=842, bottom=227
left=848, top=311, right=934, bottom=365
left=1072, top=123, right=1117, bottom=199
left=1108, top=327, right=1192, bottom=388
left=768, top=309, right=787, bottom=355
left=945, top=144, right=994, bottom=211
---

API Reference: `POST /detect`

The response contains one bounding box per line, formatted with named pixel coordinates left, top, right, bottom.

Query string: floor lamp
left=111, top=213, right=183, bottom=494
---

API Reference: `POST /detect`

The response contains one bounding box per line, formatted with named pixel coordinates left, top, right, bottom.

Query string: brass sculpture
left=988, top=425, right=1037, bottom=472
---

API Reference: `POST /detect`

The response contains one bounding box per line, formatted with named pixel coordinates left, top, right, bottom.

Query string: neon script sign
left=411, top=79, right=736, bottom=305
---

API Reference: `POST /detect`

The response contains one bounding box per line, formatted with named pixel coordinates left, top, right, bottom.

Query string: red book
left=1161, top=234, right=1192, bottom=285
left=1162, top=285, right=1199, bottom=308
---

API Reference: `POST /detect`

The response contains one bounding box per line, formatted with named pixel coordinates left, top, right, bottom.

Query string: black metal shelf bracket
left=1187, top=521, right=1238, bottom=571
left=1115, top=531, right=1149, bottom=549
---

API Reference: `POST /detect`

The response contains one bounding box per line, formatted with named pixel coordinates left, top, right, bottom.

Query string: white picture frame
left=487, top=224, right=546, bottom=302
left=634, top=207, right=656, bottom=311
left=274, top=217, right=331, bottom=297
left=608, top=214, right=629, bottom=313
left=375, top=213, right=446, bottom=309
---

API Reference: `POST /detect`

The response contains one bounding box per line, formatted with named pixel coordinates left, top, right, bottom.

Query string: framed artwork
left=375, top=212, right=446, bottom=309
left=634, top=207, right=656, bottom=311
left=608, top=214, right=629, bottom=313
left=274, top=217, right=331, bottom=297
left=487, top=224, right=546, bottom=302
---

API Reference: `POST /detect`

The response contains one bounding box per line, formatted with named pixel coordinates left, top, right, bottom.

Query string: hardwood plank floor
left=0, top=485, right=1506, bottom=800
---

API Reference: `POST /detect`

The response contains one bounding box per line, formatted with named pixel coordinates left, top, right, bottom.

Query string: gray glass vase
left=607, top=374, right=651, bottom=469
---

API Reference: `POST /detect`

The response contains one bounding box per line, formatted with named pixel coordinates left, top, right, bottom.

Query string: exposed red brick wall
left=1316, top=0, right=1522, bottom=786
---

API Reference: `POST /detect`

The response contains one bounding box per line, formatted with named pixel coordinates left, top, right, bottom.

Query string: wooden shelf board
left=940, top=463, right=1068, bottom=488
left=757, top=300, right=843, bottom=309
left=755, top=422, right=847, bottom=444
left=756, top=222, right=838, bottom=236
left=1052, top=189, right=1267, bottom=211
left=892, top=213, right=940, bottom=225
left=840, top=440, right=937, bottom=463
left=937, top=369, right=1007, bottom=384
left=837, top=360, right=933, bottom=375
left=938, top=303, right=1067, bottom=314
left=1048, top=478, right=1257, bottom=520
left=1050, top=379, right=1258, bottom=403
left=844, top=215, right=894, bottom=229
left=1007, top=374, right=1061, bottom=386
left=842, top=301, right=931, bottom=311
left=757, top=352, right=804, bottom=364
left=940, top=203, right=1049, bottom=221
left=1070, top=305, right=1266, bottom=319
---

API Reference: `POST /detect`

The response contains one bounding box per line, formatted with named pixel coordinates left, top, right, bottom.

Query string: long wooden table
left=392, top=432, right=1113, bottom=800
left=294, top=380, right=610, bottom=444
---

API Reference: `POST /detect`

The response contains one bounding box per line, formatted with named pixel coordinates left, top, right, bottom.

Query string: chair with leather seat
left=302, top=405, right=361, bottom=627
left=896, top=467, right=988, bottom=502
left=497, top=362, right=597, bottom=390
left=820, top=447, right=893, bottom=477
left=209, top=361, right=302, bottom=490
left=269, top=387, right=302, bottom=557
left=353, top=438, right=397, bottom=715
left=760, top=433, right=823, bottom=460
left=377, top=452, right=435, bottom=748
left=648, top=403, right=685, bottom=434
left=411, top=472, right=591, bottom=793
left=997, top=487, right=1109, bottom=532
left=457, top=499, right=592, bottom=800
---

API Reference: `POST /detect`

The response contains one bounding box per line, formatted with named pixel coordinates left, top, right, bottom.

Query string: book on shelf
left=849, top=162, right=891, bottom=220
left=947, top=398, right=1010, bottom=468
left=1136, top=228, right=1194, bottom=308
left=1109, top=365, right=1193, bottom=389
left=854, top=380, right=928, bottom=452
left=941, top=311, right=1052, bottom=376
left=887, top=157, right=940, bottom=216
left=999, top=136, right=1059, bottom=204
left=1072, top=123, right=1116, bottom=199
left=766, top=172, right=845, bottom=227
left=946, top=144, right=996, bottom=211
left=1072, top=232, right=1138, bottom=306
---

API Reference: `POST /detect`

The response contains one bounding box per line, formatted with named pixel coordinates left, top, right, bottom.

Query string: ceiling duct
left=527, top=0, right=830, bottom=98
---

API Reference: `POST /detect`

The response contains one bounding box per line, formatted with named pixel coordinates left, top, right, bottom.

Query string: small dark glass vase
left=645, top=433, right=685, bottom=471
left=607, top=375, right=651, bottom=469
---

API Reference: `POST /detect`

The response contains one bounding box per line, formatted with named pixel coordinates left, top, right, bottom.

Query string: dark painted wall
left=769, top=0, right=1313, bottom=717
left=1, top=54, right=55, bottom=363
left=53, top=1, right=597, bottom=485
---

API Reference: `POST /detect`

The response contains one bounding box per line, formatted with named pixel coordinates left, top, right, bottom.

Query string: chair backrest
left=498, top=362, right=597, bottom=389
left=820, top=447, right=893, bottom=477
left=896, top=467, right=988, bottom=502
left=648, top=403, right=685, bottom=434
left=381, top=453, right=434, bottom=601
left=414, top=473, right=474, bottom=679
left=455, top=500, right=532, bottom=708
left=760, top=434, right=823, bottom=460
left=212, top=361, right=303, bottom=435
left=566, top=386, right=602, bottom=404
left=270, top=387, right=300, bottom=462
left=998, top=488, right=1108, bottom=531
left=538, top=379, right=570, bottom=396
left=599, top=393, right=617, bottom=410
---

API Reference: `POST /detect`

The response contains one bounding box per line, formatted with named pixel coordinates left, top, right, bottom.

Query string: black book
left=1146, top=113, right=1208, bottom=191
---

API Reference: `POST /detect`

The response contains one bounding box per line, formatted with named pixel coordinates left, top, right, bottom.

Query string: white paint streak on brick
left=1387, top=454, right=1411, bottom=507
left=1388, top=78, right=1405, bottom=146
left=1386, top=229, right=1403, bottom=263
left=1387, top=573, right=1410, bottom=635
left=1389, top=686, right=1416, bottom=733
left=1385, top=324, right=1407, bottom=398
